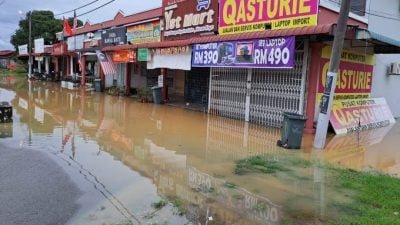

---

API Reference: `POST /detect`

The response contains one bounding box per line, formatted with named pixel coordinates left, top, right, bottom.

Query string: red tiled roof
left=103, top=24, right=337, bottom=51
left=0, top=50, right=15, bottom=56
left=65, top=8, right=162, bottom=37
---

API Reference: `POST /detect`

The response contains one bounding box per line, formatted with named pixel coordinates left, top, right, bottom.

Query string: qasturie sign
left=127, top=20, right=161, bottom=44
left=163, top=0, right=218, bottom=40
left=317, top=46, right=375, bottom=103
left=330, top=98, right=396, bottom=135
left=219, top=0, right=318, bottom=35
left=192, top=36, right=295, bottom=68
left=101, top=26, right=127, bottom=47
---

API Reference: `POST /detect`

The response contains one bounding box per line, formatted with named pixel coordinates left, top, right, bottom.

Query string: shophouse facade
left=18, top=0, right=400, bottom=131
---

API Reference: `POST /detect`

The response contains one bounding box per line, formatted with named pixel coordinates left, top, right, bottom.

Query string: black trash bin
left=151, top=86, right=162, bottom=104
left=277, top=112, right=308, bottom=149
left=94, top=79, right=102, bottom=92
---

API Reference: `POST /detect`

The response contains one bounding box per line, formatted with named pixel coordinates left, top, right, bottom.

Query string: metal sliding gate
left=209, top=41, right=309, bottom=127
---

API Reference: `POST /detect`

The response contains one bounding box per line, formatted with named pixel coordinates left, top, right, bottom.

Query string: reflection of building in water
left=144, top=139, right=281, bottom=225
left=324, top=125, right=393, bottom=170
left=0, top=123, right=13, bottom=138
left=206, top=116, right=281, bottom=161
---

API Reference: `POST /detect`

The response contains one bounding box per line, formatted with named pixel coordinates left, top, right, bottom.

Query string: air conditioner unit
left=388, top=62, right=400, bottom=75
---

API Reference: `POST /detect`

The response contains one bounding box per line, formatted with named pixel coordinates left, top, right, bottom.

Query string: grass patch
left=235, top=154, right=304, bottom=175
left=223, top=182, right=237, bottom=189
left=234, top=154, right=400, bottom=225
left=0, top=68, right=26, bottom=76
left=166, top=196, right=187, bottom=216
left=329, top=167, right=400, bottom=225
left=151, top=200, right=167, bottom=210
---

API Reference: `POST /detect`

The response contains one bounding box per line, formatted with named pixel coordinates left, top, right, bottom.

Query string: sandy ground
left=0, top=143, right=80, bottom=225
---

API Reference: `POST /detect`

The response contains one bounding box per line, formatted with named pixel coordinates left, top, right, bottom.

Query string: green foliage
left=166, top=196, right=187, bottom=216
left=10, top=10, right=83, bottom=51
left=223, top=182, right=237, bottom=189
left=235, top=154, right=400, bottom=225
left=151, top=200, right=167, bottom=210
left=137, top=87, right=152, bottom=98
left=235, top=155, right=295, bottom=175
left=329, top=168, right=400, bottom=225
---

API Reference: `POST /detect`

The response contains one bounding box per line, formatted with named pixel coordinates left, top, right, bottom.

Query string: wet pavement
left=0, top=77, right=399, bottom=225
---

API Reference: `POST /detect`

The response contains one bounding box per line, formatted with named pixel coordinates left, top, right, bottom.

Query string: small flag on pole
left=96, top=50, right=117, bottom=76
left=63, top=17, right=73, bottom=36
left=73, top=10, right=77, bottom=33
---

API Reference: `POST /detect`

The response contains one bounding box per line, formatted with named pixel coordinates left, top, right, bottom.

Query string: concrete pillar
left=38, top=58, right=42, bottom=73
left=304, top=43, right=324, bottom=134
left=100, top=64, right=105, bottom=90
left=53, top=57, right=59, bottom=80
left=45, top=57, right=50, bottom=74
left=161, top=68, right=167, bottom=101
left=125, top=63, right=132, bottom=96
left=66, top=56, right=71, bottom=77
left=81, top=55, right=86, bottom=86
left=70, top=55, right=74, bottom=75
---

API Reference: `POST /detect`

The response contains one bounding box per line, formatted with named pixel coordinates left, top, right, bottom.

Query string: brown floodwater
left=0, top=77, right=399, bottom=225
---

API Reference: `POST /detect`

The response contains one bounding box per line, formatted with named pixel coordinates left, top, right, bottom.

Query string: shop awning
left=192, top=23, right=336, bottom=44
left=356, top=29, right=400, bottom=53
left=103, top=24, right=339, bottom=52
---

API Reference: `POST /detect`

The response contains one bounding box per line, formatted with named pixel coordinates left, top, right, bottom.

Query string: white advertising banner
left=34, top=38, right=44, bottom=54
left=18, top=44, right=28, bottom=55
left=67, top=35, right=84, bottom=51
left=147, top=47, right=192, bottom=71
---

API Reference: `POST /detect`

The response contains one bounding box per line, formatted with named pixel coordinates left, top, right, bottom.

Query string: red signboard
left=113, top=50, right=136, bottom=63
left=162, top=0, right=218, bottom=41
left=330, top=98, right=396, bottom=135
left=52, top=42, right=67, bottom=55
left=317, top=46, right=375, bottom=101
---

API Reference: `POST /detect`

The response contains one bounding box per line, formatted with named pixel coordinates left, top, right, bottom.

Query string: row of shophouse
left=17, top=0, right=400, bottom=133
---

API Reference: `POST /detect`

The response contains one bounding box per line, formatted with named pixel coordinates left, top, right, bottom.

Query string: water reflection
left=0, top=77, right=398, bottom=224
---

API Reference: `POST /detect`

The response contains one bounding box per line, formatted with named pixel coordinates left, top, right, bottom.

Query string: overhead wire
left=77, top=0, right=116, bottom=17
left=54, top=0, right=99, bottom=16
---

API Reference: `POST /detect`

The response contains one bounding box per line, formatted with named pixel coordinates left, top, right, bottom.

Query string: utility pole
left=28, top=11, right=32, bottom=79
left=313, top=0, right=352, bottom=149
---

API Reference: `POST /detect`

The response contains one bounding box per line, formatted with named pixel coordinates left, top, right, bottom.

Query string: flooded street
left=1, top=77, right=399, bottom=225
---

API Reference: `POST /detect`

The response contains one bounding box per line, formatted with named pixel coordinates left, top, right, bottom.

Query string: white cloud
left=0, top=0, right=162, bottom=50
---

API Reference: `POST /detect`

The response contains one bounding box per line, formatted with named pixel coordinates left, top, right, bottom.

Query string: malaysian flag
left=96, top=50, right=117, bottom=76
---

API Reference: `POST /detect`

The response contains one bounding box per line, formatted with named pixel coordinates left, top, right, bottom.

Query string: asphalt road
left=0, top=143, right=80, bottom=225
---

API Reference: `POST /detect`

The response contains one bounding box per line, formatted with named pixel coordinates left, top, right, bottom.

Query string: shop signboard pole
left=313, top=0, right=352, bottom=149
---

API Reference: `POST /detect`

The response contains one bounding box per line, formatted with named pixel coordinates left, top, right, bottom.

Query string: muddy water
left=1, top=77, right=399, bottom=225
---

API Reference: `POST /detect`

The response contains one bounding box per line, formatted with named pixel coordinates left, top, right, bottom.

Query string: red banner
left=330, top=98, right=395, bottom=135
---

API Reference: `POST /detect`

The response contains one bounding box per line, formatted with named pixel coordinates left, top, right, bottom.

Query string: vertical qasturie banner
left=192, top=36, right=295, bottom=68
left=317, top=46, right=375, bottom=103
left=219, top=0, right=318, bottom=35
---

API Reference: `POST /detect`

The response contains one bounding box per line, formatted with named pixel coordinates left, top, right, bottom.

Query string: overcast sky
left=0, top=0, right=162, bottom=50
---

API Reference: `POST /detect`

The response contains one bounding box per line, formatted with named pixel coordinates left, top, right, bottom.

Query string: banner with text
left=192, top=36, right=294, bottom=68
left=127, top=20, right=160, bottom=44
left=317, top=46, right=375, bottom=103
left=330, top=98, right=396, bottom=135
left=219, top=0, right=318, bottom=35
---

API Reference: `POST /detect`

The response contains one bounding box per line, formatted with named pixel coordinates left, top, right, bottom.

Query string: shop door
left=209, top=43, right=309, bottom=127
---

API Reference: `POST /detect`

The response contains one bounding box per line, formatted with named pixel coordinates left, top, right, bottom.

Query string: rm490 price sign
left=192, top=36, right=295, bottom=68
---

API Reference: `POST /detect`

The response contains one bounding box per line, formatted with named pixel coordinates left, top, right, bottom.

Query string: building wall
left=174, top=70, right=185, bottom=96
left=371, top=54, right=400, bottom=118
left=368, top=0, right=400, bottom=41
